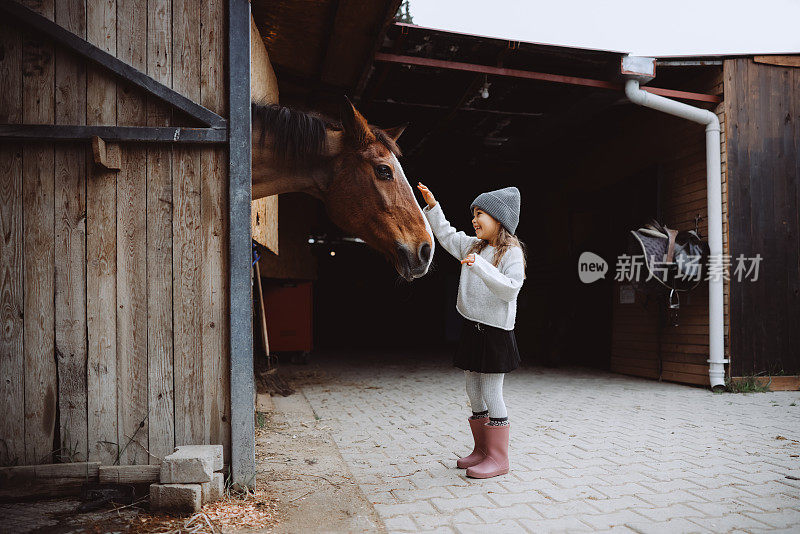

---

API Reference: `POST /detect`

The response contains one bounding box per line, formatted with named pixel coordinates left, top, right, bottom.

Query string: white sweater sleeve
left=422, top=202, right=479, bottom=260
left=470, top=246, right=525, bottom=302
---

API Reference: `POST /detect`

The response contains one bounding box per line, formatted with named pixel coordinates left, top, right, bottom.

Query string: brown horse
left=250, top=98, right=434, bottom=281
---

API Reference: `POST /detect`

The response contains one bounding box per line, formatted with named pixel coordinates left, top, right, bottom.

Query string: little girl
left=416, top=182, right=526, bottom=479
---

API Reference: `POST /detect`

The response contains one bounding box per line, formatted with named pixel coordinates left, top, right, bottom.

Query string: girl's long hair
left=466, top=224, right=527, bottom=278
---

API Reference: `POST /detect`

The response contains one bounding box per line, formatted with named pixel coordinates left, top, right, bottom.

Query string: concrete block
left=200, top=481, right=210, bottom=503
left=210, top=472, right=225, bottom=502
left=174, top=444, right=224, bottom=471
left=149, top=483, right=202, bottom=513
left=200, top=472, right=225, bottom=503
left=161, top=446, right=222, bottom=483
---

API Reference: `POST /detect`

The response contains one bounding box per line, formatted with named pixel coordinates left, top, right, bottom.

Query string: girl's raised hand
left=460, top=253, right=476, bottom=266
left=416, top=182, right=437, bottom=208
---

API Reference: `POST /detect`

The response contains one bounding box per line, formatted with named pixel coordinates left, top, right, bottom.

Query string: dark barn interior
left=253, top=2, right=728, bottom=379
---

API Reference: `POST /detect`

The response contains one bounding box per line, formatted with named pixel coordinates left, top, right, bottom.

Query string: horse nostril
left=419, top=242, right=431, bottom=263
left=396, top=243, right=412, bottom=267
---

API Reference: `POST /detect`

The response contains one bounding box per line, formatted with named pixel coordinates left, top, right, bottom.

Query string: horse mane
left=251, top=101, right=402, bottom=165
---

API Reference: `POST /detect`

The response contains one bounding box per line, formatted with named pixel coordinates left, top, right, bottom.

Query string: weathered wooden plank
left=0, top=146, right=24, bottom=467
left=736, top=59, right=756, bottom=375
left=173, top=0, right=205, bottom=447
left=86, top=0, right=116, bottom=127
left=202, top=147, right=230, bottom=456
left=0, top=19, right=24, bottom=467
left=54, top=0, right=88, bottom=464
left=146, top=0, right=175, bottom=465
left=724, top=59, right=741, bottom=372
left=252, top=197, right=279, bottom=254
left=86, top=0, right=118, bottom=465
left=145, top=144, right=174, bottom=464
left=753, top=55, right=800, bottom=68
left=0, top=22, right=23, bottom=124
left=202, top=148, right=230, bottom=458
left=22, top=145, right=56, bottom=465
left=752, top=375, right=800, bottom=392
left=27, top=461, right=100, bottom=478
left=772, top=62, right=793, bottom=375
left=749, top=60, right=769, bottom=375
left=22, top=0, right=56, bottom=466
left=173, top=145, right=204, bottom=447
left=0, top=462, right=100, bottom=501
left=98, top=464, right=160, bottom=484
left=116, top=0, right=148, bottom=465
left=115, top=141, right=148, bottom=466
left=54, top=143, right=88, bottom=462
left=201, top=0, right=230, bottom=462
left=787, top=65, right=800, bottom=375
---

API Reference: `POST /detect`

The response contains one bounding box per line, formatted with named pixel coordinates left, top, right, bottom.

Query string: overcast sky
left=407, top=0, right=800, bottom=57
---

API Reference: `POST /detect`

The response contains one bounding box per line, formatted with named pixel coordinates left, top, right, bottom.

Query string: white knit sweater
left=423, top=202, right=525, bottom=330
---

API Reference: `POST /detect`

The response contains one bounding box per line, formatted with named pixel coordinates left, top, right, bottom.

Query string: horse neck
left=251, top=141, right=332, bottom=200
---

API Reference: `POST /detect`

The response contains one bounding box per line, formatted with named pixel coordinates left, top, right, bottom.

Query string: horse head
left=322, top=98, right=434, bottom=281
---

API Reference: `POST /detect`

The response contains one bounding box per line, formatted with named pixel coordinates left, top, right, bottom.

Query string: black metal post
left=228, top=0, right=255, bottom=489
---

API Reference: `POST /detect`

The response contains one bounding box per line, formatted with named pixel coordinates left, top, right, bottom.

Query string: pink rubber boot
left=456, top=416, right=489, bottom=469
left=466, top=422, right=510, bottom=478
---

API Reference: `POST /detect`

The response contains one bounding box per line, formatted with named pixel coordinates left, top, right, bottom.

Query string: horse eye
left=374, top=164, right=393, bottom=180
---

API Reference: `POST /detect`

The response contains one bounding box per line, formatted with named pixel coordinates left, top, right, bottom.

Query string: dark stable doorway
left=558, top=165, right=660, bottom=370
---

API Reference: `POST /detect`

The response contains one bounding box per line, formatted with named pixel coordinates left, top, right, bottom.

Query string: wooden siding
left=724, top=58, right=800, bottom=376
left=609, top=70, right=731, bottom=387
left=0, top=0, right=230, bottom=466
left=557, top=68, right=730, bottom=387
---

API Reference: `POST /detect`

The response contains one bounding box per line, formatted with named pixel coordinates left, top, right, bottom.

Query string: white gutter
left=621, top=59, right=727, bottom=390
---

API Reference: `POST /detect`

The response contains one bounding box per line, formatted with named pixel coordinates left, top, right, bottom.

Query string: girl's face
left=472, top=208, right=501, bottom=244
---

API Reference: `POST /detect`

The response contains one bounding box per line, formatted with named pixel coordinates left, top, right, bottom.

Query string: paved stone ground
left=286, top=348, right=800, bottom=534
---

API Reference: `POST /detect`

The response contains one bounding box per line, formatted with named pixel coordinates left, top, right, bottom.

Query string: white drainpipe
left=622, top=65, right=728, bottom=390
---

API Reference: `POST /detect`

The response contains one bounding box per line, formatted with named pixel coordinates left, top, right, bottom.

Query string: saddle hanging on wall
left=627, top=218, right=710, bottom=326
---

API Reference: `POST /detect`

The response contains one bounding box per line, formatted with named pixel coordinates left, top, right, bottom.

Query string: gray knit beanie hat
left=470, top=186, right=521, bottom=234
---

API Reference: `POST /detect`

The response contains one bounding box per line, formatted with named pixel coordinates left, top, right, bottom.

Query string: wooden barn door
left=0, top=0, right=231, bottom=467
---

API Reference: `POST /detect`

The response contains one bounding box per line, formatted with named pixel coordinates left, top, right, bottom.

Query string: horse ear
left=383, top=123, right=408, bottom=142
left=340, top=95, right=373, bottom=147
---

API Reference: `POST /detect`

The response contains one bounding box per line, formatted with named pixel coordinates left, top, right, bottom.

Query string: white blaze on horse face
left=390, top=153, right=435, bottom=274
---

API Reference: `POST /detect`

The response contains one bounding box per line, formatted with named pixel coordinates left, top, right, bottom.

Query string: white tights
left=464, top=370, right=507, bottom=419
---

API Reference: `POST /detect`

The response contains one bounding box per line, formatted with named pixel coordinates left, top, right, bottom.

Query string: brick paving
left=291, top=349, right=800, bottom=534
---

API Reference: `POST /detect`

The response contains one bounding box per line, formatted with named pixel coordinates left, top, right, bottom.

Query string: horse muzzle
left=395, top=241, right=432, bottom=281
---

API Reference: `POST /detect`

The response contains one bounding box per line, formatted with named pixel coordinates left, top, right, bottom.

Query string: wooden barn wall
left=724, top=58, right=800, bottom=376
left=0, top=0, right=230, bottom=466
left=257, top=193, right=319, bottom=281
left=561, top=70, right=730, bottom=386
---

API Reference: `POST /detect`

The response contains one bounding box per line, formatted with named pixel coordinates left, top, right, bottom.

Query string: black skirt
left=454, top=316, right=521, bottom=373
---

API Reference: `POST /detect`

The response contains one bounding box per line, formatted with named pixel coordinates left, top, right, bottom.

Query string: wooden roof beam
left=374, top=53, right=722, bottom=104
